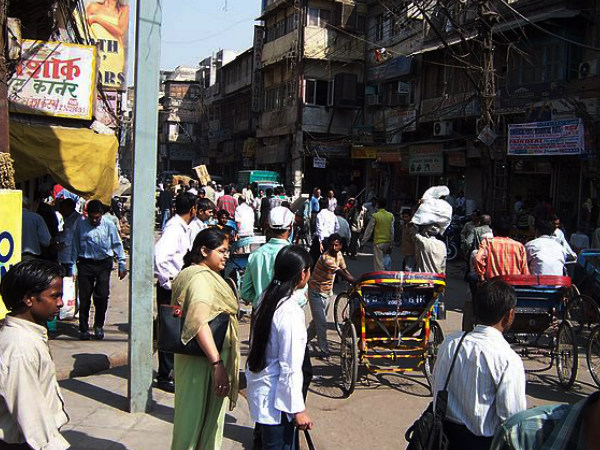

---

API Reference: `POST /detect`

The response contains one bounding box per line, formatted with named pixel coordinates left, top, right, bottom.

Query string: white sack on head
left=421, top=185, right=450, bottom=200
left=411, top=186, right=453, bottom=232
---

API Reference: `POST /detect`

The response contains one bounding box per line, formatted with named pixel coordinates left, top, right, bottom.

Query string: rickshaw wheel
left=340, top=320, right=358, bottom=397
left=564, top=295, right=600, bottom=336
left=423, top=320, right=444, bottom=390
left=334, top=292, right=350, bottom=338
left=556, top=321, right=578, bottom=390
left=587, top=325, right=600, bottom=388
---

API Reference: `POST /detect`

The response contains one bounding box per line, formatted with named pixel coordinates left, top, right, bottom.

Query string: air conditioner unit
left=579, top=60, right=599, bottom=79
left=397, top=81, right=411, bottom=95
left=366, top=94, right=382, bottom=106
left=389, top=93, right=409, bottom=107
left=433, top=121, right=453, bottom=136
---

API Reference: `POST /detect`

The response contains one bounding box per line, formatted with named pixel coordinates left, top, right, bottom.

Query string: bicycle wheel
left=564, top=294, right=600, bottom=335
left=587, top=325, right=600, bottom=388
left=340, top=320, right=359, bottom=397
left=423, top=320, right=444, bottom=391
left=333, top=292, right=350, bottom=338
left=556, top=321, right=578, bottom=390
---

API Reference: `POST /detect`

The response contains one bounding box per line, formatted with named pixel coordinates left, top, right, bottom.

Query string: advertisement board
left=409, top=145, right=443, bottom=175
left=508, top=119, right=584, bottom=156
left=9, top=40, right=97, bottom=120
left=0, top=191, right=22, bottom=319
left=79, top=0, right=129, bottom=90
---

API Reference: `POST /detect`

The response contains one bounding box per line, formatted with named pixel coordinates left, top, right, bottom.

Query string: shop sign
left=447, top=151, right=466, bottom=167
left=386, top=109, right=417, bottom=133
left=367, top=56, right=412, bottom=82
left=0, top=190, right=22, bottom=319
left=508, top=119, right=584, bottom=156
left=313, top=157, right=326, bottom=169
left=251, top=26, right=265, bottom=112
left=95, top=90, right=119, bottom=127
left=8, top=40, right=97, bottom=120
left=77, top=0, right=129, bottom=90
left=351, top=146, right=377, bottom=159
left=409, top=145, right=443, bottom=175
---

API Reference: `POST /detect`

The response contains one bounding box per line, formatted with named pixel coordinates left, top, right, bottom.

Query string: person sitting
left=432, top=280, right=527, bottom=450
left=526, top=219, right=568, bottom=276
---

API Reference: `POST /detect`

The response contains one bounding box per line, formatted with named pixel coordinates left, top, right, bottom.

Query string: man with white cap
left=241, top=206, right=294, bottom=309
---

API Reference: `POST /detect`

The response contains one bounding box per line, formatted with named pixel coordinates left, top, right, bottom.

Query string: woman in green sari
left=170, top=228, right=239, bottom=450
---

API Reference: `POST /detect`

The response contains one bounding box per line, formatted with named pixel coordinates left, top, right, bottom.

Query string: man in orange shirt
left=475, top=216, right=529, bottom=281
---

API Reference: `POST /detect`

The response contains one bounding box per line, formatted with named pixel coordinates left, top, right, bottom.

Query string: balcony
left=304, top=26, right=364, bottom=62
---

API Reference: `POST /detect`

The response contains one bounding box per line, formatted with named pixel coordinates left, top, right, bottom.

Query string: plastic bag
left=59, top=276, right=77, bottom=320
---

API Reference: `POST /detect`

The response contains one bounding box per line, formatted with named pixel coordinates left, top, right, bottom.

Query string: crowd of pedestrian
left=5, top=179, right=600, bottom=450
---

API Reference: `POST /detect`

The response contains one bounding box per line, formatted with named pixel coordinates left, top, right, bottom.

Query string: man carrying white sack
left=411, top=186, right=452, bottom=275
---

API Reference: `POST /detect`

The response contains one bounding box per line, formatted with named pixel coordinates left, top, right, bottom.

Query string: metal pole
left=128, top=0, right=162, bottom=413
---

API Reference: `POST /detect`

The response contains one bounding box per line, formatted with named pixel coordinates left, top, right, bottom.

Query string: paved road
left=52, top=242, right=599, bottom=450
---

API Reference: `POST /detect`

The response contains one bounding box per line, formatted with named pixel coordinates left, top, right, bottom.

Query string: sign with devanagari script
left=8, top=40, right=97, bottom=120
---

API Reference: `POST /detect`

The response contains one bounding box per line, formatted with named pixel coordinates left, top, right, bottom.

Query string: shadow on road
left=64, top=430, right=129, bottom=450
left=224, top=414, right=253, bottom=450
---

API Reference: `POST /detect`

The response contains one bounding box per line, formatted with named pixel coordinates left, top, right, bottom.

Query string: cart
left=337, top=271, right=446, bottom=397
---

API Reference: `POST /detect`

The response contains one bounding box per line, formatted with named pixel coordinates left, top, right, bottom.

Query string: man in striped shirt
left=216, top=184, right=237, bottom=217
left=475, top=216, right=529, bottom=281
left=432, top=280, right=527, bottom=450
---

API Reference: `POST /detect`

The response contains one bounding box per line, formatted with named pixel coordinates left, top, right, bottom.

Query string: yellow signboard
left=0, top=190, right=22, bottom=318
left=351, top=146, right=378, bottom=159
left=79, top=0, right=130, bottom=90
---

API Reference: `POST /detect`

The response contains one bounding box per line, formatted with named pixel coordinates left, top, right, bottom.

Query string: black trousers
left=443, top=420, right=493, bottom=450
left=77, top=258, right=112, bottom=332
left=156, top=284, right=174, bottom=381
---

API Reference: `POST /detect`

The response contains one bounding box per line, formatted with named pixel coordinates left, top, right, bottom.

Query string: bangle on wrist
left=212, top=359, right=223, bottom=366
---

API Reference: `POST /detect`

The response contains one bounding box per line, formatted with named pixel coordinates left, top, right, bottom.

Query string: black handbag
left=405, top=332, right=469, bottom=450
left=157, top=304, right=229, bottom=356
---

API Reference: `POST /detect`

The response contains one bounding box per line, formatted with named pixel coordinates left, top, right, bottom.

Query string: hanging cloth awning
left=9, top=120, right=118, bottom=204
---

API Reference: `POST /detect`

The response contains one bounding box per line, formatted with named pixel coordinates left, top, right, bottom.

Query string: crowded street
left=4, top=1, right=600, bottom=450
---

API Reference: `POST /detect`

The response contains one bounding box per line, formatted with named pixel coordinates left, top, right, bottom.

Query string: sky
left=127, top=0, right=261, bottom=74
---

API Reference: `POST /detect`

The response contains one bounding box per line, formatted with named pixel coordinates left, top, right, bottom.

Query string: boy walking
left=0, top=260, right=69, bottom=450
left=307, top=234, right=355, bottom=357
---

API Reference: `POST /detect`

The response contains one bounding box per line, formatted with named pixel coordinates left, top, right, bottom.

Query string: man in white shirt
left=526, top=219, right=567, bottom=276
left=154, top=192, right=196, bottom=393
left=433, top=280, right=526, bottom=450
left=327, top=189, right=337, bottom=212
left=551, top=216, right=577, bottom=261
left=414, top=224, right=447, bottom=274
left=189, top=198, right=215, bottom=247
left=310, top=198, right=339, bottom=264
left=569, top=225, right=590, bottom=255
left=0, top=260, right=69, bottom=450
left=235, top=197, right=255, bottom=238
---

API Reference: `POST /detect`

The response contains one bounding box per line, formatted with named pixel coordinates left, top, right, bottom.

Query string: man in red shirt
left=475, top=216, right=529, bottom=281
left=216, top=184, right=237, bottom=217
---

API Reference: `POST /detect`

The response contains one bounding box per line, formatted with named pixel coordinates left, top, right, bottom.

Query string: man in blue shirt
left=310, top=187, right=321, bottom=234
left=72, top=200, right=127, bottom=340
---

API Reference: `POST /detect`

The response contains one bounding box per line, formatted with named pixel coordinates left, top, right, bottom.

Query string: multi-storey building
left=257, top=0, right=367, bottom=195
left=158, top=66, right=203, bottom=174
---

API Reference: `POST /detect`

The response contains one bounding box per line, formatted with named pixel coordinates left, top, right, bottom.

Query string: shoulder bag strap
left=443, top=331, right=469, bottom=391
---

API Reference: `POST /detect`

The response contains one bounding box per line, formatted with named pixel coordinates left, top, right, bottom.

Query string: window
left=305, top=79, right=332, bottom=106
left=308, top=8, right=331, bottom=27
left=375, top=14, right=384, bottom=41
left=263, top=81, right=296, bottom=111
left=265, top=12, right=299, bottom=42
left=508, top=40, right=567, bottom=86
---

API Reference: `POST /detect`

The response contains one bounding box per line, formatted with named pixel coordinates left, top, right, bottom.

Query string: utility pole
left=476, top=0, right=505, bottom=214
left=292, top=0, right=307, bottom=198
left=0, top=0, right=9, bottom=154
left=128, top=0, right=162, bottom=413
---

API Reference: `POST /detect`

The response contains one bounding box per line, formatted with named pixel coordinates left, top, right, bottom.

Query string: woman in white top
left=246, top=246, right=314, bottom=450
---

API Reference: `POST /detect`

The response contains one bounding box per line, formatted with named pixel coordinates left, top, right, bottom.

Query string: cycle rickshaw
left=335, top=271, right=446, bottom=396
left=496, top=274, right=580, bottom=389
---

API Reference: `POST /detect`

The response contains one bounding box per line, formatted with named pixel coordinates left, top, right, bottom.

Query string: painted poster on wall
left=79, top=0, right=129, bottom=90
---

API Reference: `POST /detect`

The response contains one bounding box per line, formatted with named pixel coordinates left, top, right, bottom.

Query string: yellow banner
left=0, top=190, right=23, bottom=318
left=79, top=0, right=129, bottom=90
